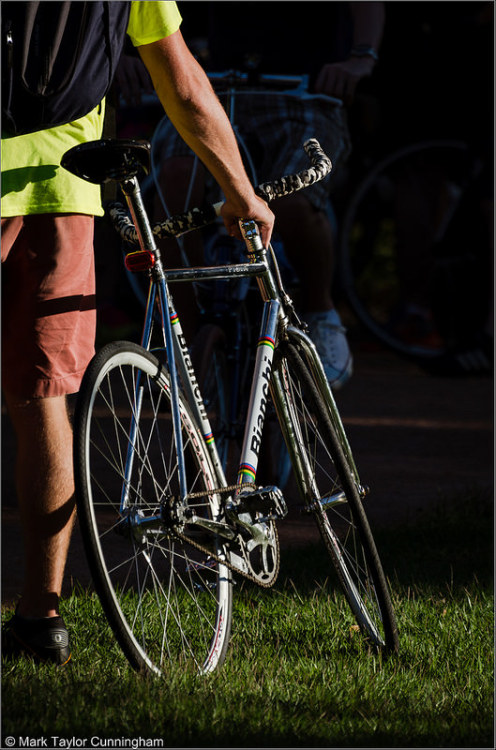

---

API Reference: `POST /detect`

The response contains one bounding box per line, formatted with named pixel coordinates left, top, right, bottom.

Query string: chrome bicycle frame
left=121, top=172, right=361, bottom=511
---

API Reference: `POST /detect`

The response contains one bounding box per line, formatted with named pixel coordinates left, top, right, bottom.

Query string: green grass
left=2, top=489, right=493, bottom=748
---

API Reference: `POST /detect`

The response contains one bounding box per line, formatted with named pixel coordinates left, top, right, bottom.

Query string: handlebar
left=120, top=72, right=342, bottom=110
left=209, top=70, right=307, bottom=90
left=108, top=138, right=332, bottom=245
left=254, top=138, right=332, bottom=204
left=209, top=71, right=343, bottom=107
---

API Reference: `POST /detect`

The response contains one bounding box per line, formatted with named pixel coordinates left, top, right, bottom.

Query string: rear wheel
left=74, top=341, right=233, bottom=674
left=339, top=140, right=486, bottom=360
left=273, top=340, right=398, bottom=650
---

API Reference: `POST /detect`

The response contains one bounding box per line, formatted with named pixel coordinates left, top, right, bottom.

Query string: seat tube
left=121, top=176, right=188, bottom=498
left=237, top=299, right=280, bottom=490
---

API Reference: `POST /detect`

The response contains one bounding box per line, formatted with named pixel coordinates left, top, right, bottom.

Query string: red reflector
left=125, top=250, right=155, bottom=272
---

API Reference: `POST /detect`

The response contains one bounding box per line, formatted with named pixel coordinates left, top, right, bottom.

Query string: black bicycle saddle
left=61, top=138, right=150, bottom=184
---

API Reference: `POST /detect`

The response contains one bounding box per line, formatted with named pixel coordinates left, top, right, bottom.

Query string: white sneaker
left=303, top=309, right=353, bottom=390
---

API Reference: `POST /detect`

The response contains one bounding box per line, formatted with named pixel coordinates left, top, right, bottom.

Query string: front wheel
left=272, top=339, right=398, bottom=651
left=73, top=341, right=233, bottom=675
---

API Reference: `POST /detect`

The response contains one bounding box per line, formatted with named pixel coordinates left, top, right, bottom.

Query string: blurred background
left=99, top=0, right=494, bottom=373
left=2, top=0, right=494, bottom=600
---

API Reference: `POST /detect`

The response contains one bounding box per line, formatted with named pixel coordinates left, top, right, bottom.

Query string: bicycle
left=122, top=71, right=344, bottom=483
left=338, top=139, right=493, bottom=370
left=62, top=136, right=399, bottom=676
left=120, top=74, right=493, bottom=375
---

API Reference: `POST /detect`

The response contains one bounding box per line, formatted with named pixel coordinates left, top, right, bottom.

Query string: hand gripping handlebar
left=107, top=138, right=332, bottom=245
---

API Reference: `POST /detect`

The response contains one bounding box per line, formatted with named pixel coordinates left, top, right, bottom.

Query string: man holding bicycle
left=1, top=0, right=273, bottom=665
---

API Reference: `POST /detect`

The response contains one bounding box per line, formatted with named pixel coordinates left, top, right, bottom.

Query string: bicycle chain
left=185, top=481, right=255, bottom=500
left=171, top=483, right=281, bottom=588
left=173, top=522, right=280, bottom=588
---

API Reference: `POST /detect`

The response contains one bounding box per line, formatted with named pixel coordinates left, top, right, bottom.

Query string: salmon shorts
left=1, top=214, right=96, bottom=399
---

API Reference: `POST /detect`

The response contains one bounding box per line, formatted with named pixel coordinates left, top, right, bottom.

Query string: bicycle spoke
left=74, top=343, right=232, bottom=674
left=276, top=342, right=398, bottom=651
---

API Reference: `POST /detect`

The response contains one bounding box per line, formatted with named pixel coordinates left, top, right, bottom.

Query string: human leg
left=271, top=193, right=335, bottom=313
left=272, top=193, right=352, bottom=389
left=2, top=214, right=96, bottom=660
left=240, top=95, right=352, bottom=387
left=3, top=392, right=75, bottom=619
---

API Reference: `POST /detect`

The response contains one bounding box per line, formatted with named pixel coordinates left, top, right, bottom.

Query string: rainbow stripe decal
left=257, top=335, right=275, bottom=350
left=238, top=463, right=256, bottom=483
left=204, top=431, right=215, bottom=446
left=169, top=312, right=179, bottom=326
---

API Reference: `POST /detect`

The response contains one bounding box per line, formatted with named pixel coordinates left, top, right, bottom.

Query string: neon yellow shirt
left=1, top=1, right=182, bottom=218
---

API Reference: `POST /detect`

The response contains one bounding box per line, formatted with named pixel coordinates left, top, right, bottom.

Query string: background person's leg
left=272, top=193, right=353, bottom=389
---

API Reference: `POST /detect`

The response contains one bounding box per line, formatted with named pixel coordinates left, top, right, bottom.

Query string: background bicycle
left=136, top=0, right=491, bottom=376
left=335, top=0, right=493, bottom=373
left=337, top=138, right=493, bottom=371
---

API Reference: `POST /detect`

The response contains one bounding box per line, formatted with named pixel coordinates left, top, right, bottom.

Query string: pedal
left=226, top=485, right=288, bottom=522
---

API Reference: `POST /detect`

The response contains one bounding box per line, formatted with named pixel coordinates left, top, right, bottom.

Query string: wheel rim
left=279, top=353, right=391, bottom=647
left=340, top=140, right=472, bottom=359
left=76, top=348, right=231, bottom=674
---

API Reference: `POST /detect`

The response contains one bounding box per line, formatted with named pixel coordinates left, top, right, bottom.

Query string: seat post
left=121, top=176, right=163, bottom=266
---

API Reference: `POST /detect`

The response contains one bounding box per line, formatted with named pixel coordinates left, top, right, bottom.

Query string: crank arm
left=187, top=515, right=237, bottom=541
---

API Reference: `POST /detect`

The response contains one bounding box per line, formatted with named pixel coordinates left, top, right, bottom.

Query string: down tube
left=167, top=297, right=227, bottom=485
left=237, top=300, right=280, bottom=488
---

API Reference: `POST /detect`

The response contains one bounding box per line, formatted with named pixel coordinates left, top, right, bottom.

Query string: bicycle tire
left=273, top=339, right=399, bottom=651
left=339, top=140, right=475, bottom=360
left=73, top=341, right=233, bottom=675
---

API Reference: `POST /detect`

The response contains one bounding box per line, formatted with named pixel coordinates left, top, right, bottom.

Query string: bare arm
left=349, top=1, right=384, bottom=52
left=314, top=1, right=385, bottom=106
left=137, top=30, right=274, bottom=245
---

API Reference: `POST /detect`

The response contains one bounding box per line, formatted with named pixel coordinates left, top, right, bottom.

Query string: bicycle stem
left=238, top=220, right=284, bottom=307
